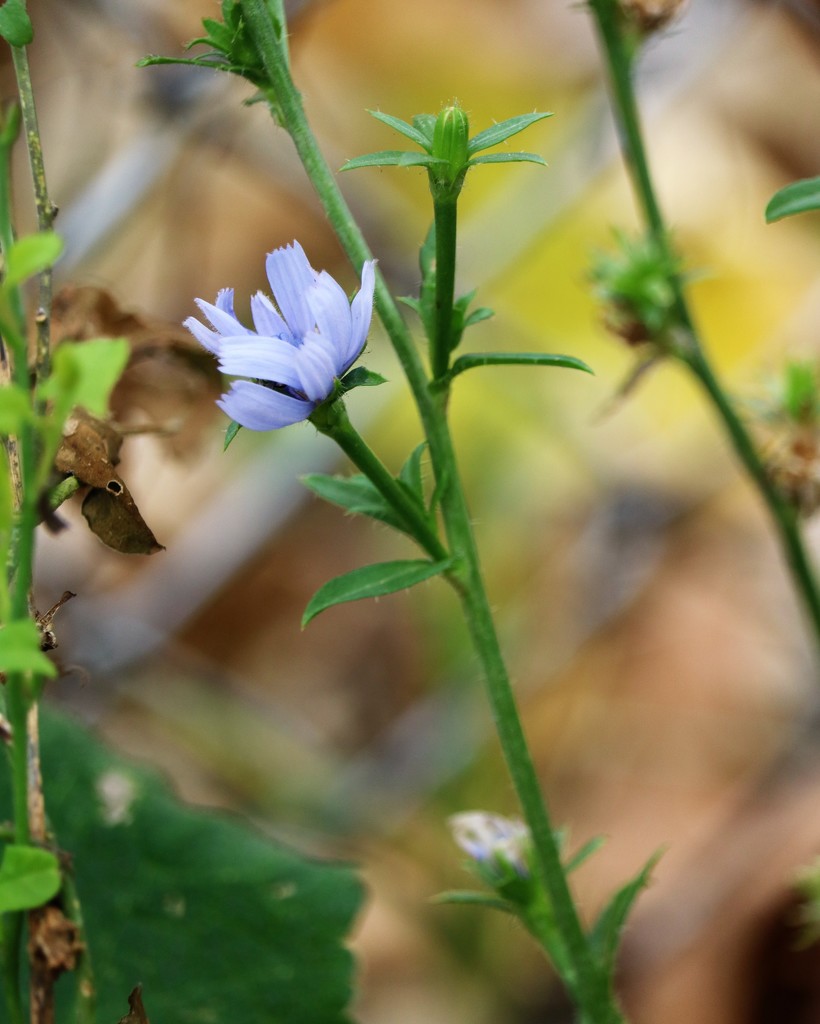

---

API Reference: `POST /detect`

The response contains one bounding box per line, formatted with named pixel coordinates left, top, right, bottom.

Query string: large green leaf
left=302, top=558, right=450, bottom=626
left=6, top=711, right=363, bottom=1023
left=766, top=176, right=820, bottom=222
left=0, top=845, right=61, bottom=913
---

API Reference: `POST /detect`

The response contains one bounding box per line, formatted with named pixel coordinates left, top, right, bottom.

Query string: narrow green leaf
left=341, top=151, right=445, bottom=172
left=0, top=845, right=61, bottom=913
left=766, top=176, right=820, bottom=222
left=0, top=0, right=33, bottom=47
left=399, top=443, right=427, bottom=502
left=302, top=558, right=450, bottom=626
left=4, top=231, right=63, bottom=288
left=303, top=473, right=406, bottom=532
left=564, top=835, right=606, bottom=874
left=0, top=383, right=31, bottom=434
left=433, top=890, right=517, bottom=914
left=338, top=366, right=387, bottom=392
left=412, top=114, right=437, bottom=147
left=468, top=152, right=547, bottom=167
left=368, top=110, right=431, bottom=151
left=589, top=851, right=662, bottom=972
left=450, top=352, right=593, bottom=379
left=462, top=307, right=495, bottom=329
left=0, top=619, right=57, bottom=677
left=224, top=419, right=242, bottom=450
left=467, top=112, right=553, bottom=155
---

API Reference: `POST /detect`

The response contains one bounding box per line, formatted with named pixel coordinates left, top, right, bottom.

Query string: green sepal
left=0, top=845, right=61, bottom=913
left=0, top=619, right=57, bottom=678
left=3, top=231, right=63, bottom=288
left=766, top=176, right=820, bottom=223
left=468, top=152, right=547, bottom=168
left=0, top=0, right=33, bottom=48
left=367, top=110, right=431, bottom=151
left=338, top=366, right=387, bottom=392
left=341, top=150, right=446, bottom=172
left=432, top=890, right=518, bottom=915
left=467, top=112, right=553, bottom=155
left=588, top=850, right=662, bottom=973
left=449, top=351, right=593, bottom=379
left=302, top=558, right=451, bottom=627
left=303, top=473, right=409, bottom=534
left=224, top=419, right=242, bottom=450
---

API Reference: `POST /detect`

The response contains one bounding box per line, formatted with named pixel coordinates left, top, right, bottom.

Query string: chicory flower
left=185, top=241, right=376, bottom=430
left=449, top=811, right=532, bottom=880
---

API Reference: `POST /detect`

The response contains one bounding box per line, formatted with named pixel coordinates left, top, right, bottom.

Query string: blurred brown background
left=11, top=0, right=820, bottom=1020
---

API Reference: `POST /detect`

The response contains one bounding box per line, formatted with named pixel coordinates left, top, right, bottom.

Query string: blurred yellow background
left=14, top=0, right=820, bottom=1020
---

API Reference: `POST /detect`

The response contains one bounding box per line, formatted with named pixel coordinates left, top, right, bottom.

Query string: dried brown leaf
left=116, top=984, right=150, bottom=1024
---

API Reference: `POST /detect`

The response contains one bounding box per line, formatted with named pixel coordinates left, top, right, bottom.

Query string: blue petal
left=194, top=297, right=252, bottom=338
left=218, top=380, right=313, bottom=430
left=307, top=271, right=352, bottom=357
left=294, top=331, right=338, bottom=402
left=250, top=291, right=292, bottom=342
left=183, top=315, right=221, bottom=354
left=347, top=260, right=376, bottom=368
left=265, top=241, right=317, bottom=339
left=216, top=336, right=304, bottom=391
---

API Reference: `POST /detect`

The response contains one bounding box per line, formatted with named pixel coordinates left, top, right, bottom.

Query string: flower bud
left=431, top=103, right=470, bottom=192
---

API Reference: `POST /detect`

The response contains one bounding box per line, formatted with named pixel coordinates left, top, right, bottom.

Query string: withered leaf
left=82, top=486, right=164, bottom=556
left=116, top=984, right=150, bottom=1024
left=54, top=409, right=163, bottom=554
left=53, top=285, right=222, bottom=456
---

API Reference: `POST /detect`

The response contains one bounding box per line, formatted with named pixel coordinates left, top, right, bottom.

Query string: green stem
left=240, top=6, right=623, bottom=1019
left=1, top=913, right=24, bottom=1024
left=431, top=194, right=458, bottom=379
left=312, top=401, right=449, bottom=562
left=10, top=39, right=56, bottom=386
left=587, top=0, right=820, bottom=650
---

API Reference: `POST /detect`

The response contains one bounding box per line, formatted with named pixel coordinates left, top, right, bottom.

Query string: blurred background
left=8, top=0, right=820, bottom=1020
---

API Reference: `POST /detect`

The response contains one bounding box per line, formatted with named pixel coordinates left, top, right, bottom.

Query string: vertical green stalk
left=431, top=194, right=458, bottom=380
left=587, top=0, right=820, bottom=650
left=241, top=3, right=624, bottom=1019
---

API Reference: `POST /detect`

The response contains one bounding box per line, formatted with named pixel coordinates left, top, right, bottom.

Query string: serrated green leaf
left=766, top=176, right=820, bottom=222
left=468, top=152, right=547, bottom=167
left=3, top=231, right=62, bottom=288
left=0, top=845, right=61, bottom=913
left=0, top=383, right=31, bottom=434
left=341, top=150, right=445, bottom=172
left=21, top=711, right=363, bottom=1023
left=450, top=352, right=593, bottom=379
left=224, top=419, right=242, bottom=450
left=302, top=473, right=406, bottom=532
left=589, top=851, right=662, bottom=972
left=399, top=443, right=427, bottom=502
left=0, top=619, right=56, bottom=677
left=467, top=112, right=553, bottom=155
left=368, top=110, right=431, bottom=151
left=0, top=0, right=33, bottom=47
left=338, top=366, right=387, bottom=392
left=302, top=558, right=450, bottom=626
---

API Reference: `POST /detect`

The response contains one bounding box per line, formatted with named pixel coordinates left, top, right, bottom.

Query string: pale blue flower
left=185, top=241, right=376, bottom=430
left=449, top=811, right=531, bottom=879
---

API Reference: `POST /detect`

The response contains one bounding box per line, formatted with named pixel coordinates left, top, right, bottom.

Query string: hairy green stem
left=587, top=0, right=820, bottom=649
left=312, top=402, right=449, bottom=562
left=431, top=195, right=458, bottom=379
left=241, top=3, right=622, bottom=1019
